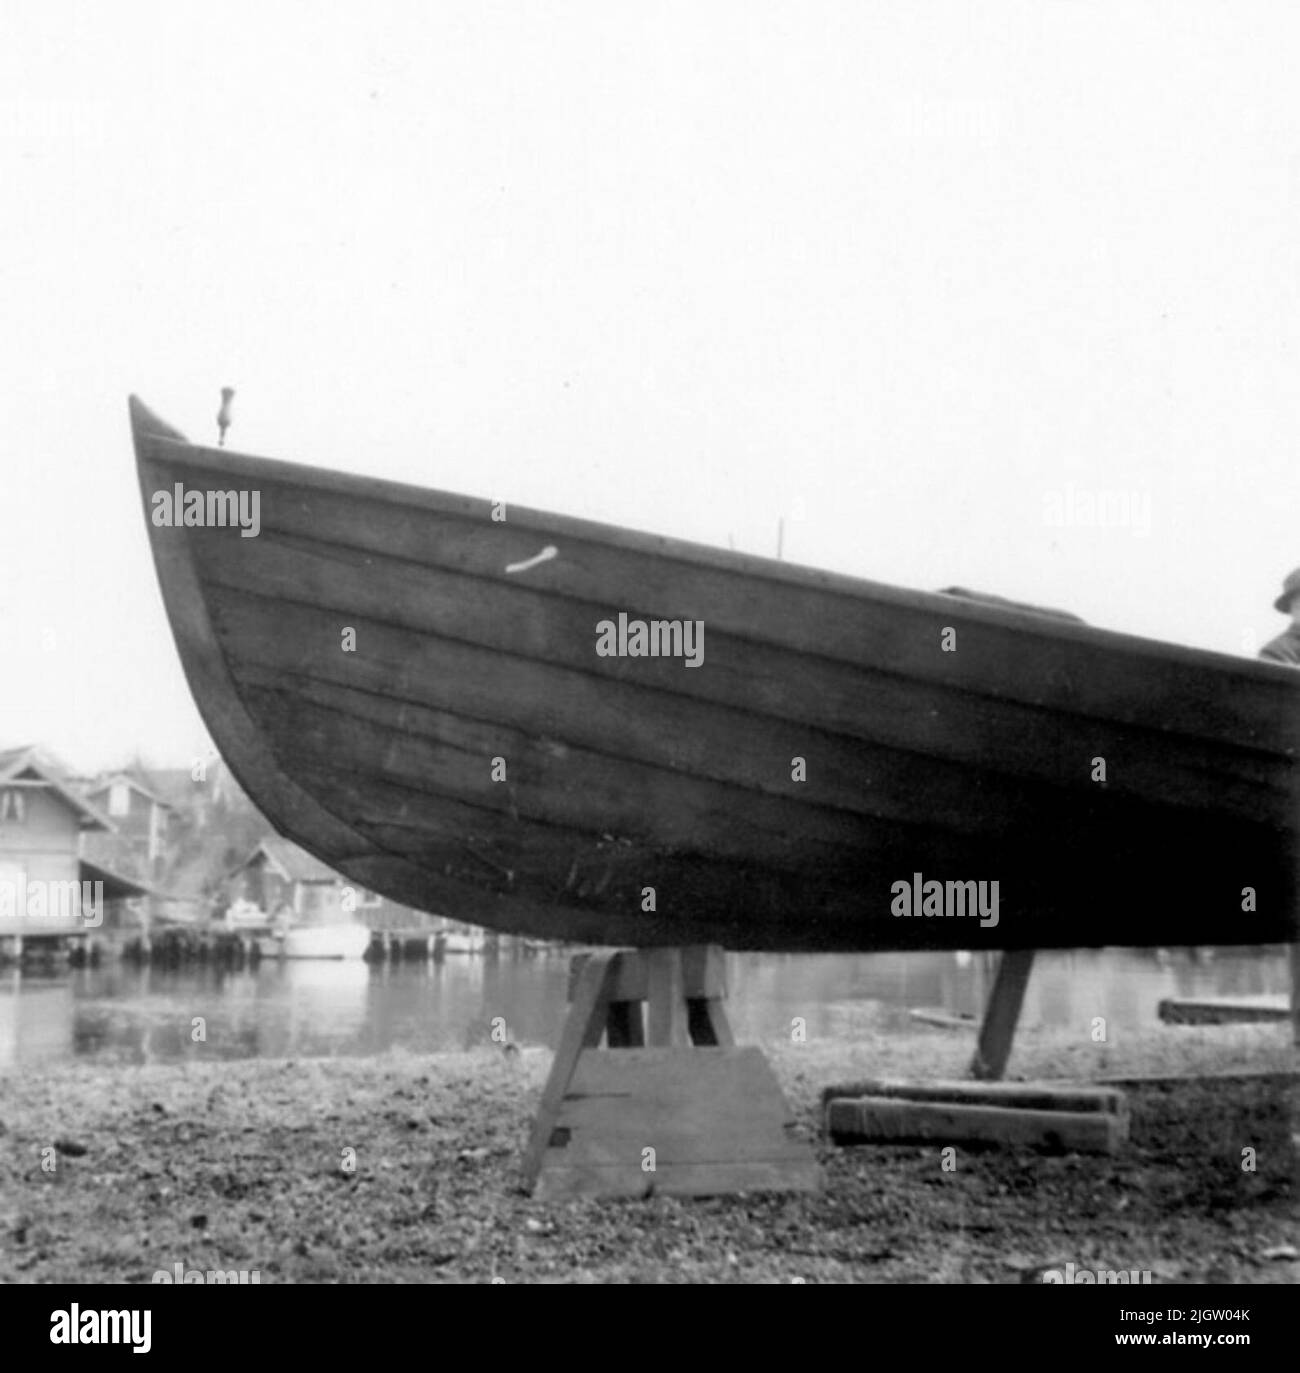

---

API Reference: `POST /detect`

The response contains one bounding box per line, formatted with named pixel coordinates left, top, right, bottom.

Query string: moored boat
left=438, top=927, right=485, bottom=954
left=130, top=396, right=1300, bottom=953
left=269, top=922, right=371, bottom=960
left=248, top=910, right=370, bottom=959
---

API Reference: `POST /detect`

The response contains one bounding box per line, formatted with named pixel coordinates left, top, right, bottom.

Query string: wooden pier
left=1157, top=994, right=1290, bottom=1026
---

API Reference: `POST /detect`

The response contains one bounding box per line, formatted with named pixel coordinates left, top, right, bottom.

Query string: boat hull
left=130, top=398, right=1300, bottom=952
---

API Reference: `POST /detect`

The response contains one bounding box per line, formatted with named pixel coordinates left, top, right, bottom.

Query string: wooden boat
left=130, top=397, right=1300, bottom=953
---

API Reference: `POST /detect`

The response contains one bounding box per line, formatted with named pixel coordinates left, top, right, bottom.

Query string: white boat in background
left=248, top=906, right=370, bottom=961
left=440, top=926, right=485, bottom=954
left=280, top=922, right=371, bottom=959
left=254, top=915, right=372, bottom=959
left=223, top=846, right=374, bottom=958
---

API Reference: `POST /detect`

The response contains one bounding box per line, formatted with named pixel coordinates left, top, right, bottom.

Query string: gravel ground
left=1, top=1019, right=1296, bottom=1284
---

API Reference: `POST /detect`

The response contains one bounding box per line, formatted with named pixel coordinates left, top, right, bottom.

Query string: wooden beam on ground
left=820, top=1077, right=1127, bottom=1118
left=971, top=948, right=1035, bottom=1081
left=1157, top=995, right=1289, bottom=1026
left=909, top=1007, right=977, bottom=1030
left=825, top=1096, right=1126, bottom=1154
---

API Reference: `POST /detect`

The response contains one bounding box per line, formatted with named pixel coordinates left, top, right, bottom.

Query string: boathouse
left=0, top=746, right=150, bottom=956
left=223, top=836, right=480, bottom=946
left=81, top=755, right=270, bottom=928
left=81, top=766, right=175, bottom=875
left=226, top=837, right=355, bottom=920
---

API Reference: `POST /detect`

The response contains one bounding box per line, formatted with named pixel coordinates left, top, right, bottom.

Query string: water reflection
left=0, top=947, right=1288, bottom=1068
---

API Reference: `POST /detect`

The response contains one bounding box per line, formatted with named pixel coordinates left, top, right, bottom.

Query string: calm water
left=0, top=947, right=1288, bottom=1068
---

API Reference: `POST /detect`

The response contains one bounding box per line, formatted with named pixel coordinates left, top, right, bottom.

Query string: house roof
left=87, top=759, right=242, bottom=813
left=0, top=746, right=115, bottom=831
left=79, top=858, right=153, bottom=901
left=237, top=836, right=341, bottom=884
left=144, top=767, right=208, bottom=808
left=84, top=768, right=174, bottom=809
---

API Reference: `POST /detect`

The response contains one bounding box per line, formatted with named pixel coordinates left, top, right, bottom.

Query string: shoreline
left=1, top=1023, right=1295, bottom=1284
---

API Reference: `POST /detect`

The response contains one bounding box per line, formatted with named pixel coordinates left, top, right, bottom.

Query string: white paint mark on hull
left=505, top=545, right=559, bottom=575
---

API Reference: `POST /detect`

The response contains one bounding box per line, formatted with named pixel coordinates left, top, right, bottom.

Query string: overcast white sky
left=2, top=2, right=1298, bottom=772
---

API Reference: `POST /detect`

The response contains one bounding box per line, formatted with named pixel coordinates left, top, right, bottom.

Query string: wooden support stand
left=970, top=948, right=1036, bottom=1081
left=521, top=946, right=819, bottom=1199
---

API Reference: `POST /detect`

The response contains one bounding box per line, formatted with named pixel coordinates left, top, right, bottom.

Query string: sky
left=2, top=2, right=1298, bottom=772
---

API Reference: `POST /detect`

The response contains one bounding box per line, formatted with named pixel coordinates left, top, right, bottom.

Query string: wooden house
left=0, top=745, right=149, bottom=955
left=81, top=766, right=176, bottom=877
left=223, top=836, right=480, bottom=943
left=226, top=837, right=345, bottom=921
left=145, top=760, right=244, bottom=835
left=81, top=756, right=267, bottom=925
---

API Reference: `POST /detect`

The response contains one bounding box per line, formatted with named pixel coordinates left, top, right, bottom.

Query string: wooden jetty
left=1157, top=994, right=1290, bottom=1026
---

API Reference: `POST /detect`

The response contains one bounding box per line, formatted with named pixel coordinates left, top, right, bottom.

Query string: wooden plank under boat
left=129, top=396, right=1300, bottom=953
